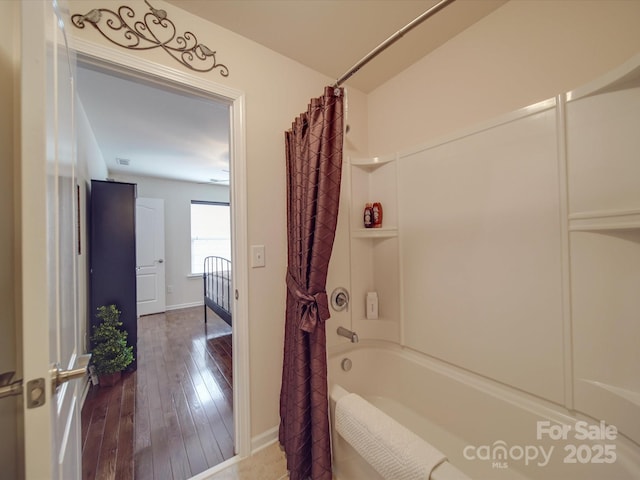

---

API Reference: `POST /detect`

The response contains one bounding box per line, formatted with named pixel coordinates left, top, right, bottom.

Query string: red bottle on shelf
left=363, top=203, right=373, bottom=228
left=372, top=202, right=383, bottom=228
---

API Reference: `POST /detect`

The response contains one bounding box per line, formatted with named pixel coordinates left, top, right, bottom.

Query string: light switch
left=251, top=245, right=265, bottom=268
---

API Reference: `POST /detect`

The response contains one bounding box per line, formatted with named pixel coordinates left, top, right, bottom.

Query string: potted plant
left=90, top=304, right=134, bottom=386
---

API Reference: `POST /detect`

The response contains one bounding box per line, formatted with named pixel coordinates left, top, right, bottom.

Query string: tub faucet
left=337, top=326, right=359, bottom=343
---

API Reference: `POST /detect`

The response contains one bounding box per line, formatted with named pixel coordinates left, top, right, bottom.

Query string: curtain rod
left=333, top=0, right=457, bottom=87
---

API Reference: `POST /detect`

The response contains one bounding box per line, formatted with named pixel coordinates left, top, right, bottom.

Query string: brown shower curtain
left=279, top=86, right=344, bottom=480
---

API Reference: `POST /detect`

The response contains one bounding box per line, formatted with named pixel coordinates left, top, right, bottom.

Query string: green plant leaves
left=90, top=304, right=134, bottom=375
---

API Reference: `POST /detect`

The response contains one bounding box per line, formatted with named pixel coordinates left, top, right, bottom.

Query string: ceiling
left=77, top=0, right=506, bottom=184
left=167, top=0, right=506, bottom=93
left=77, top=64, right=231, bottom=184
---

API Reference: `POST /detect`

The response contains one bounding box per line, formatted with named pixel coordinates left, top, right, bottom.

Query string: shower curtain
left=279, top=86, right=344, bottom=480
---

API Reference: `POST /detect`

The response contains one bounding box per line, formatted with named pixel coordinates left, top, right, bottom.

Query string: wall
left=77, top=99, right=109, bottom=351
left=112, top=174, right=230, bottom=310
left=67, top=0, right=369, bottom=441
left=77, top=100, right=109, bottom=183
left=0, top=1, right=19, bottom=478
left=398, top=105, right=565, bottom=403
left=369, top=0, right=640, bottom=155
left=364, top=0, right=640, bottom=421
left=564, top=70, right=640, bottom=443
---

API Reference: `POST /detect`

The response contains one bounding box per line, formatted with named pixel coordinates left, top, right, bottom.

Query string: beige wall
left=77, top=100, right=109, bottom=183
left=0, top=2, right=19, bottom=478
left=77, top=100, right=109, bottom=352
left=368, top=0, right=640, bottom=155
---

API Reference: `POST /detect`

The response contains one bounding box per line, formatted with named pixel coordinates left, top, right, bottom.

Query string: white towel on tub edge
left=335, top=392, right=447, bottom=480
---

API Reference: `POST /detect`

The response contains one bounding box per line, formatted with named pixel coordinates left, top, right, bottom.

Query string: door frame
left=71, top=37, right=251, bottom=462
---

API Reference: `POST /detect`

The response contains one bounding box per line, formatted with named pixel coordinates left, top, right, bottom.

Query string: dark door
left=89, top=180, right=137, bottom=369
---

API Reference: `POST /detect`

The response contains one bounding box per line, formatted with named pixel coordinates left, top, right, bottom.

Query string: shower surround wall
left=329, top=0, right=640, bottom=453
left=338, top=56, right=640, bottom=465
left=398, top=102, right=565, bottom=403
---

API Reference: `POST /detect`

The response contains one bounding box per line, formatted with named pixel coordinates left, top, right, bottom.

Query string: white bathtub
left=328, top=341, right=640, bottom=480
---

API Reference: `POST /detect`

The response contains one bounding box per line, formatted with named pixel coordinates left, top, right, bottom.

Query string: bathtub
left=328, top=341, right=640, bottom=480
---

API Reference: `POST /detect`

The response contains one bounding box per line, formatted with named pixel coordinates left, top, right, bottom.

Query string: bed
left=203, top=256, right=232, bottom=326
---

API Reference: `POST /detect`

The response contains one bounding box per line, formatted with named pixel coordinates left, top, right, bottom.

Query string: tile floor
left=205, top=442, right=289, bottom=480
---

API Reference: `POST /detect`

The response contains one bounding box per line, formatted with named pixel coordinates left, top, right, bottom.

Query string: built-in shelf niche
left=566, top=54, right=640, bottom=444
left=568, top=209, right=640, bottom=232
left=349, top=155, right=398, bottom=234
left=351, top=227, right=398, bottom=239
left=348, top=155, right=400, bottom=339
left=566, top=59, right=640, bottom=220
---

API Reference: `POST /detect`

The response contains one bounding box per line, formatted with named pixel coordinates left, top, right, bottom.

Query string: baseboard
left=165, top=301, right=204, bottom=311
left=189, top=426, right=279, bottom=480
left=251, top=425, right=279, bottom=453
left=190, top=427, right=281, bottom=480
left=188, top=456, right=241, bottom=480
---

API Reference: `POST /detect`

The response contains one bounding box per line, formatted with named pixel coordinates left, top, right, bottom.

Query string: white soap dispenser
left=366, top=292, right=379, bottom=320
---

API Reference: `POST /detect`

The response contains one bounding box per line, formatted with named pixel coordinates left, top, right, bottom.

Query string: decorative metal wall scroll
left=71, top=0, right=229, bottom=76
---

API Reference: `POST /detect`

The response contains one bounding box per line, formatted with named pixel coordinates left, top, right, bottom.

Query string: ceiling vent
left=116, top=157, right=130, bottom=166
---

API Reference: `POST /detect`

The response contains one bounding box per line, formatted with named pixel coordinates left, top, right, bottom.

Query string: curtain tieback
left=286, top=272, right=331, bottom=333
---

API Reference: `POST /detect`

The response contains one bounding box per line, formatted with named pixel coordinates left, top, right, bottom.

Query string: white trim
left=250, top=425, right=280, bottom=452
left=555, top=94, right=574, bottom=410
left=349, top=155, right=395, bottom=170
left=569, top=214, right=640, bottom=231
left=350, top=227, right=398, bottom=238
left=187, top=427, right=280, bottom=480
left=568, top=208, right=640, bottom=231
left=566, top=52, right=640, bottom=102
left=569, top=207, right=640, bottom=220
left=70, top=37, right=243, bottom=102
left=187, top=456, right=242, bottom=480
left=70, top=36, right=252, bottom=465
left=230, top=90, right=251, bottom=458
left=396, top=153, right=405, bottom=347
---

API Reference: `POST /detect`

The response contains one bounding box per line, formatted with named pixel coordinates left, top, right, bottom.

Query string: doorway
left=74, top=47, right=249, bottom=479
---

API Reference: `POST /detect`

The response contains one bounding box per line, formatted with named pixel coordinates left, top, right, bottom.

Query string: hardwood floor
left=81, top=306, right=234, bottom=480
left=81, top=370, right=135, bottom=479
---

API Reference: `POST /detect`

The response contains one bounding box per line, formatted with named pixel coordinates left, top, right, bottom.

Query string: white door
left=136, top=197, right=167, bottom=315
left=20, top=1, right=84, bottom=478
